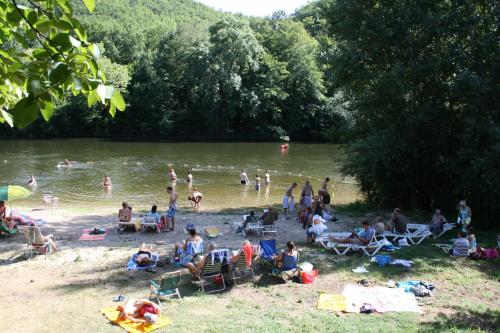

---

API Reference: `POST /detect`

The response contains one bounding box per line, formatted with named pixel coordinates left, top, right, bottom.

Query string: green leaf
left=6, top=9, right=22, bottom=25
left=69, top=35, right=81, bottom=48
left=96, top=84, right=106, bottom=103
left=0, top=110, right=14, bottom=127
left=38, top=98, right=55, bottom=121
left=50, top=19, right=73, bottom=32
left=87, top=90, right=99, bottom=106
left=49, top=62, right=71, bottom=85
left=55, top=0, right=73, bottom=15
left=104, top=85, right=115, bottom=99
left=50, top=33, right=72, bottom=51
left=109, top=103, right=116, bottom=117
left=90, top=43, right=100, bottom=60
left=29, top=79, right=43, bottom=97
left=82, top=0, right=95, bottom=13
left=13, top=98, right=38, bottom=128
left=111, top=91, right=126, bottom=111
left=72, top=76, right=83, bottom=91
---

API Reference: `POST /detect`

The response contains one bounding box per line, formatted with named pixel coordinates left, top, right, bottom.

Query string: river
left=0, top=139, right=359, bottom=211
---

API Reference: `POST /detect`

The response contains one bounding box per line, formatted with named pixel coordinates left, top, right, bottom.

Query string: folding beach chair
left=149, top=270, right=182, bottom=304
left=259, top=239, right=278, bottom=268
left=232, top=250, right=256, bottom=285
left=200, top=255, right=226, bottom=294
left=23, top=226, right=52, bottom=259
left=272, top=253, right=300, bottom=281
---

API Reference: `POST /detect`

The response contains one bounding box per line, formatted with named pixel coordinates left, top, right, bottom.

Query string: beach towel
left=317, top=294, right=347, bottom=312
left=10, top=209, right=46, bottom=226
left=342, top=284, right=421, bottom=313
left=79, top=228, right=109, bottom=241
left=242, top=244, right=253, bottom=266
left=127, top=254, right=160, bottom=271
left=101, top=306, right=172, bottom=333
left=204, top=226, right=220, bottom=238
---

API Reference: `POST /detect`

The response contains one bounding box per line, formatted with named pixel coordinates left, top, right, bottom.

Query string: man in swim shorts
left=164, top=186, right=178, bottom=231
left=240, top=170, right=249, bottom=185
left=283, top=183, right=297, bottom=215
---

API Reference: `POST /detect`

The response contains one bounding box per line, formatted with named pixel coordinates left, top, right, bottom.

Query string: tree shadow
left=419, top=306, right=500, bottom=332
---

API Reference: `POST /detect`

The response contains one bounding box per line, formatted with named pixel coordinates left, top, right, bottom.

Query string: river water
left=0, top=139, right=359, bottom=211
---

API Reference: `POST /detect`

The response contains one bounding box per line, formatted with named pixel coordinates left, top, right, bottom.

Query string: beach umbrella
left=0, top=185, right=32, bottom=202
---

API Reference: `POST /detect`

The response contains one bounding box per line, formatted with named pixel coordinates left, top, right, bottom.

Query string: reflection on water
left=0, top=139, right=359, bottom=211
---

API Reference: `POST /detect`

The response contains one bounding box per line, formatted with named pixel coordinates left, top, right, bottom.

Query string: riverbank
left=1, top=206, right=499, bottom=333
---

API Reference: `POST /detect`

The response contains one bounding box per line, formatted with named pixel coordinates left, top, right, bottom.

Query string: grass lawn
left=1, top=209, right=498, bottom=333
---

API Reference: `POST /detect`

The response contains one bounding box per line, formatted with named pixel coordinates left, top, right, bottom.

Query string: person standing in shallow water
left=240, top=170, right=249, bottom=185
left=255, top=175, right=261, bottom=191
left=162, top=186, right=178, bottom=231
left=264, top=171, right=271, bottom=185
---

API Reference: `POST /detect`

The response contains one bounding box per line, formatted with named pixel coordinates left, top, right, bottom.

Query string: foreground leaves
left=0, top=0, right=124, bottom=128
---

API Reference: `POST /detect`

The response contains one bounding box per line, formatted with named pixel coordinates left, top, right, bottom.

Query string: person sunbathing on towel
left=274, top=241, right=298, bottom=269
left=118, top=202, right=132, bottom=222
left=117, top=299, right=161, bottom=324
left=135, top=243, right=153, bottom=267
left=329, top=220, right=374, bottom=245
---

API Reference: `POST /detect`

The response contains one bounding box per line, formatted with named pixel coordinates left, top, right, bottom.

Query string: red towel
left=243, top=244, right=253, bottom=266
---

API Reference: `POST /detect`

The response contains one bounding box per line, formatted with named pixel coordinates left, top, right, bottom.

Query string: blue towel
left=396, top=280, right=421, bottom=293
left=127, top=253, right=159, bottom=271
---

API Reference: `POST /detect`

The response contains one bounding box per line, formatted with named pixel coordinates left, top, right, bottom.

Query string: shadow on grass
left=419, top=307, right=500, bottom=332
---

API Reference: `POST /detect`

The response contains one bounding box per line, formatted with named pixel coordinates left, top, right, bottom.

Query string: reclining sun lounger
left=377, top=226, right=432, bottom=245
left=407, top=223, right=454, bottom=239
left=323, top=234, right=386, bottom=256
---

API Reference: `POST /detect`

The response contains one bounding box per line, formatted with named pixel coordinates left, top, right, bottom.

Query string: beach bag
left=482, top=248, right=499, bottom=259
left=301, top=269, right=318, bottom=284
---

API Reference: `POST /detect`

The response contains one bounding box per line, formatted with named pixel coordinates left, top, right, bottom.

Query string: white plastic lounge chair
left=376, top=225, right=432, bottom=245
left=317, top=232, right=351, bottom=249
left=23, top=226, right=52, bottom=259
left=323, top=233, right=385, bottom=256
left=241, top=214, right=264, bottom=237
left=141, top=216, right=159, bottom=232
left=407, top=223, right=454, bottom=239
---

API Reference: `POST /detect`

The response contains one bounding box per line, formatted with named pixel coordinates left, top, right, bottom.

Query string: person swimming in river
left=102, top=174, right=112, bottom=188
left=28, top=175, right=37, bottom=186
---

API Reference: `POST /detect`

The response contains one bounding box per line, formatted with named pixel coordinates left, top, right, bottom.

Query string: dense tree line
left=325, top=0, right=499, bottom=225
left=2, top=0, right=343, bottom=141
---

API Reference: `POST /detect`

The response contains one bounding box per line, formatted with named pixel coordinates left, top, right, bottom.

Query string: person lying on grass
left=329, top=220, right=374, bottom=245
left=117, top=299, right=161, bottom=324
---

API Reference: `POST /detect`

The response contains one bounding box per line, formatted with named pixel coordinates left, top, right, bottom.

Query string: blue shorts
left=166, top=205, right=177, bottom=218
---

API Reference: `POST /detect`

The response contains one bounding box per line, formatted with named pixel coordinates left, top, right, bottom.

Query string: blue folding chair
left=259, top=239, right=277, bottom=268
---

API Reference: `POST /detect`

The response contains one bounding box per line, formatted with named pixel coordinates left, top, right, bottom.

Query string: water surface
left=0, top=139, right=359, bottom=211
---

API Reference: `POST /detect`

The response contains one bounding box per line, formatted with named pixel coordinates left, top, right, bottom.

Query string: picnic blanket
left=127, top=254, right=160, bottom=271
left=317, top=294, right=347, bottom=312
left=342, top=284, right=421, bottom=313
left=79, top=228, right=109, bottom=241
left=101, top=306, right=172, bottom=333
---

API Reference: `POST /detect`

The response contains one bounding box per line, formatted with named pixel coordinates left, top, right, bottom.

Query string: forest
left=1, top=0, right=498, bottom=222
